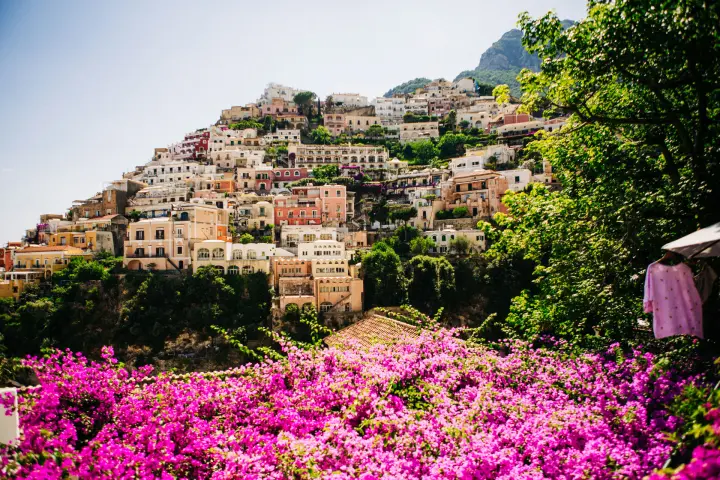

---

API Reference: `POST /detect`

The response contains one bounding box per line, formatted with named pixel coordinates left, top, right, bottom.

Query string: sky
left=0, top=0, right=587, bottom=245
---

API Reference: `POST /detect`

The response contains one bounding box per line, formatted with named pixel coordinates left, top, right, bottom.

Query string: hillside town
left=1, top=80, right=564, bottom=318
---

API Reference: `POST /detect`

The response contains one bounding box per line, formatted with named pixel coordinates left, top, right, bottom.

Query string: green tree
left=405, top=255, right=456, bottom=313
left=230, top=119, right=263, bottom=130
left=365, top=124, right=385, bottom=139
left=437, top=133, right=467, bottom=159
left=311, top=164, right=340, bottom=180
left=361, top=242, right=406, bottom=308
left=238, top=233, right=254, bottom=244
left=449, top=236, right=471, bottom=255
left=452, top=206, right=469, bottom=218
left=310, top=126, right=332, bottom=145
left=445, top=109, right=457, bottom=131
left=409, top=140, right=439, bottom=165
left=410, top=236, right=435, bottom=256
left=293, top=91, right=317, bottom=118
left=492, top=84, right=511, bottom=105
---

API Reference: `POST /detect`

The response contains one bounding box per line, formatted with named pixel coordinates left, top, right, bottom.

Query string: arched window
left=213, top=265, right=225, bottom=274
left=232, top=250, right=243, bottom=259
left=242, top=265, right=253, bottom=274
left=197, top=248, right=210, bottom=260
left=228, top=266, right=239, bottom=275
left=247, top=250, right=257, bottom=259
left=320, top=302, right=333, bottom=313
left=212, top=248, right=224, bottom=259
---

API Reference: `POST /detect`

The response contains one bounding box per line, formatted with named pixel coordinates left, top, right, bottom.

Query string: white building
left=297, top=240, right=346, bottom=260
left=499, top=169, right=534, bottom=192
left=210, top=149, right=266, bottom=170
left=140, top=161, right=212, bottom=186
left=405, top=97, right=429, bottom=115
left=258, top=83, right=303, bottom=105
left=399, top=121, right=440, bottom=143
left=425, top=227, right=486, bottom=254
left=496, top=120, right=545, bottom=137
left=449, top=155, right=486, bottom=175
left=374, top=97, right=406, bottom=121
left=191, top=240, right=275, bottom=274
left=262, top=129, right=301, bottom=144
left=330, top=93, right=368, bottom=107
left=280, top=225, right=338, bottom=247
left=289, top=144, right=389, bottom=171
left=452, top=77, right=475, bottom=93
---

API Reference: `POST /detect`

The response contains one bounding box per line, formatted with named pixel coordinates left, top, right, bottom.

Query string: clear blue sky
left=0, top=0, right=586, bottom=244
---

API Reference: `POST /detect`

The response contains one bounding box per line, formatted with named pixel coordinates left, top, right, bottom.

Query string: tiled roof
left=16, top=246, right=84, bottom=253
left=324, top=315, right=421, bottom=349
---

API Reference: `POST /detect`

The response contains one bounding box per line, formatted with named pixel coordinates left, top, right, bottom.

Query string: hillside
left=383, top=77, right=431, bottom=97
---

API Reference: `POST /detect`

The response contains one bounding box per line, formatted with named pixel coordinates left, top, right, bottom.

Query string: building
left=323, top=113, right=346, bottom=136
left=274, top=185, right=347, bottom=227
left=191, top=240, right=274, bottom=275
left=210, top=149, right=265, bottom=170
left=496, top=119, right=545, bottom=138
left=260, top=98, right=298, bottom=117
left=374, top=97, right=406, bottom=121
left=441, top=170, right=508, bottom=220
left=280, top=225, right=338, bottom=247
left=275, top=114, right=307, bottom=131
left=451, top=145, right=516, bottom=174
left=0, top=271, right=44, bottom=299
left=289, top=144, right=389, bottom=171
left=425, top=227, right=485, bottom=254
left=220, top=104, right=260, bottom=123
left=399, top=121, right=440, bottom=143
left=271, top=167, right=308, bottom=190
left=258, top=83, right=303, bottom=104
left=123, top=204, right=230, bottom=271
left=405, top=98, right=429, bottom=115
left=12, top=246, right=89, bottom=278
left=330, top=93, right=368, bottom=107
left=126, top=184, right=192, bottom=218
left=345, top=115, right=382, bottom=133
left=458, top=111, right=492, bottom=131
left=499, top=169, right=534, bottom=192
left=297, top=240, right=346, bottom=260
left=71, top=179, right=146, bottom=220
left=169, top=129, right=210, bottom=161
left=272, top=257, right=364, bottom=313
left=262, top=129, right=301, bottom=144
left=234, top=200, right=274, bottom=230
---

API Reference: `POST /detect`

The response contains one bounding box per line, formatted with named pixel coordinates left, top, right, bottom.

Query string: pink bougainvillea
left=0, top=333, right=694, bottom=479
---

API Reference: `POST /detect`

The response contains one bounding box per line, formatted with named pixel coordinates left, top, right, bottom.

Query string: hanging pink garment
left=644, top=262, right=703, bottom=339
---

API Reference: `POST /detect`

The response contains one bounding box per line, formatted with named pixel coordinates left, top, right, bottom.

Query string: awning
left=662, top=222, right=720, bottom=258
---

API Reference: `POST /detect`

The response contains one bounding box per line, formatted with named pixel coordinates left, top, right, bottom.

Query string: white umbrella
left=662, top=222, right=720, bottom=258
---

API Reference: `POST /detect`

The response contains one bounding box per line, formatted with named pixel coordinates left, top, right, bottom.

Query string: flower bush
left=0, top=333, right=696, bottom=479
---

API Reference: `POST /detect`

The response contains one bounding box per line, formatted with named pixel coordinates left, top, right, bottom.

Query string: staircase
left=328, top=293, right=352, bottom=313
left=164, top=255, right=183, bottom=273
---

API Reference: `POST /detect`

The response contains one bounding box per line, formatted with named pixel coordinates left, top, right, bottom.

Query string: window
left=135, top=248, right=145, bottom=257
left=336, top=190, right=341, bottom=197
left=515, top=176, right=520, bottom=183
left=177, top=246, right=183, bottom=255
left=197, top=248, right=210, bottom=259
left=247, top=250, right=257, bottom=259
left=135, top=231, right=145, bottom=240
left=228, top=266, right=240, bottom=275
left=233, top=250, right=243, bottom=259
left=156, top=247, right=165, bottom=257
left=155, top=229, right=165, bottom=240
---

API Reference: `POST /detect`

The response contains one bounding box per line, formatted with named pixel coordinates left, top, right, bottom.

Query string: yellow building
left=0, top=271, right=44, bottom=299
left=12, top=246, right=89, bottom=278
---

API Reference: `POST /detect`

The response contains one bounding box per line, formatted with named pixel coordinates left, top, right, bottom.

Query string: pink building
left=260, top=98, right=299, bottom=118
left=274, top=184, right=346, bottom=227
left=272, top=167, right=308, bottom=189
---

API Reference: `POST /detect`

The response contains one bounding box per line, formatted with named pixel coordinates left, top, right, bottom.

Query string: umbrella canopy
left=662, top=222, right=720, bottom=258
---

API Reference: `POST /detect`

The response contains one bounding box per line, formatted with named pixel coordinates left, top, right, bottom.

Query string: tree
left=293, top=91, right=317, bottom=118
left=324, top=95, right=334, bottom=112
left=459, top=120, right=470, bottom=130
left=405, top=256, right=456, bottom=313
left=128, top=210, right=142, bottom=222
left=492, top=84, right=511, bottom=105
left=410, top=236, right=435, bottom=256
left=518, top=2, right=720, bottom=221
left=230, top=119, right=263, bottom=131
left=238, top=233, right=254, bottom=244
left=262, top=115, right=273, bottom=133
left=361, top=242, right=406, bottom=308
left=310, top=126, right=332, bottom=145
left=452, top=206, right=469, bottom=218
left=311, top=164, right=340, bottom=180
left=437, top=133, right=467, bottom=159
left=365, top=124, right=385, bottom=139
left=449, top=236, right=471, bottom=255
left=409, top=140, right=439, bottom=165
left=445, top=110, right=457, bottom=131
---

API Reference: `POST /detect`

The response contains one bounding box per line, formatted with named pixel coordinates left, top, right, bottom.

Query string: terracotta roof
left=452, top=169, right=499, bottom=180
left=15, top=246, right=84, bottom=253
left=324, top=315, right=421, bottom=349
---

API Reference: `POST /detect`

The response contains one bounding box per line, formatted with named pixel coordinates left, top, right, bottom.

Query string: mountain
left=383, top=77, right=431, bottom=98
left=454, top=20, right=576, bottom=95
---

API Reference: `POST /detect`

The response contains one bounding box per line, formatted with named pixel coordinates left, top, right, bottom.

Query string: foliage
left=388, top=206, right=417, bottom=224
left=309, top=126, right=332, bottom=145
left=436, top=133, right=467, bottom=158
left=311, top=164, right=340, bottom=180
left=449, top=236, right=471, bottom=255
left=360, top=242, right=406, bottom=308
left=238, top=233, right=254, bottom=244
left=405, top=255, right=456, bottom=313
left=408, top=140, right=439, bottom=165
left=229, top=119, right=263, bottom=131
left=292, top=91, right=316, bottom=118
left=492, top=84, right=511, bottom=104
left=365, top=124, right=385, bottom=139
left=409, top=236, right=435, bottom=256
left=1, top=334, right=695, bottom=478
left=452, top=206, right=469, bottom=218
left=383, top=77, right=431, bottom=97
left=403, top=112, right=435, bottom=124
left=435, top=209, right=453, bottom=220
